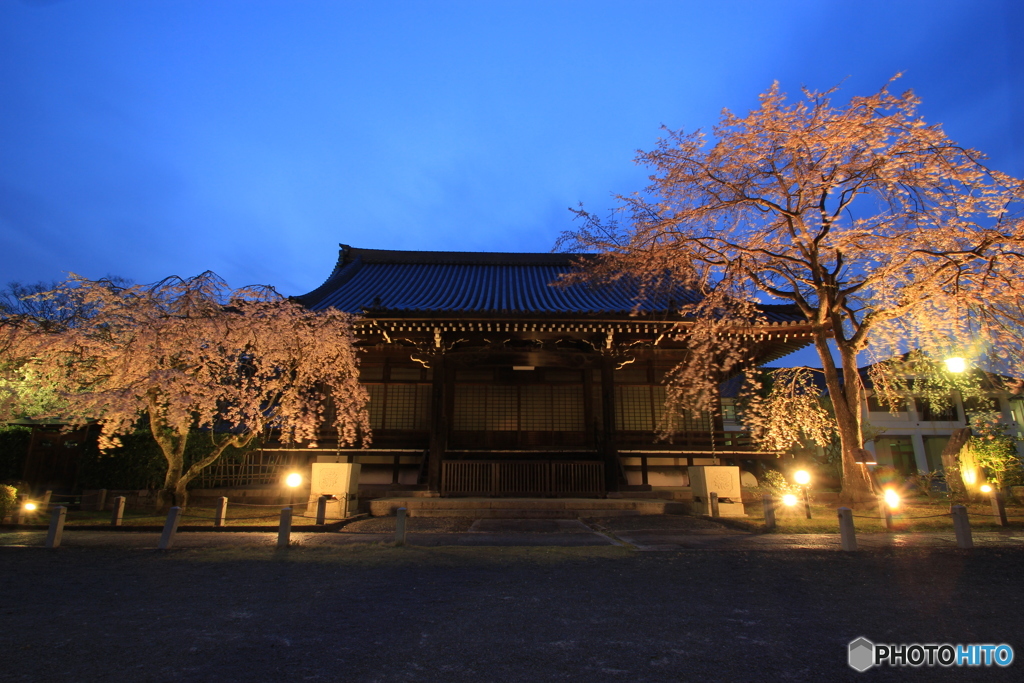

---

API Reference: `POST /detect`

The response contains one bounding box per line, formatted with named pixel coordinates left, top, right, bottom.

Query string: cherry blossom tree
left=0, top=273, right=369, bottom=508
left=561, top=78, right=1023, bottom=502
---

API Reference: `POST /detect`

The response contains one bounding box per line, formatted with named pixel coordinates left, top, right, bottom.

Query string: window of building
left=916, top=397, right=959, bottom=422
left=922, top=435, right=949, bottom=472
left=453, top=383, right=585, bottom=432
left=875, top=436, right=917, bottom=476
left=366, top=384, right=431, bottom=430
left=614, top=384, right=709, bottom=432
left=867, top=395, right=907, bottom=413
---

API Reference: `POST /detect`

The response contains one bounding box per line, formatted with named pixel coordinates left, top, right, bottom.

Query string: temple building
left=210, top=245, right=814, bottom=497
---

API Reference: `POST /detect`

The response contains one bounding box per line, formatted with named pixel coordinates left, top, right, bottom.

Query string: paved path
left=4, top=523, right=1024, bottom=550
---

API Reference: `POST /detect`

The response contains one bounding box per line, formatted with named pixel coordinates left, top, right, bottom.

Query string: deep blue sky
left=2, top=1, right=1021, bottom=358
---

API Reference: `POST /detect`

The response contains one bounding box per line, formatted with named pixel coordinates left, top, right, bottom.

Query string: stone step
left=369, top=497, right=686, bottom=517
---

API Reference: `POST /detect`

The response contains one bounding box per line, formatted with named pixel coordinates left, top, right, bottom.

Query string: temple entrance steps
left=368, top=497, right=687, bottom=519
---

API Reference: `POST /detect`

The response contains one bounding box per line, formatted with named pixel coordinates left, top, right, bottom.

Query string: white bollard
left=395, top=507, right=407, bottom=546
left=762, top=493, right=776, bottom=531
left=45, top=506, right=67, bottom=548
left=215, top=497, right=228, bottom=528
left=838, top=507, right=857, bottom=551
left=951, top=504, right=973, bottom=549
left=158, top=506, right=182, bottom=550
left=277, top=507, right=293, bottom=549
left=110, top=496, right=126, bottom=526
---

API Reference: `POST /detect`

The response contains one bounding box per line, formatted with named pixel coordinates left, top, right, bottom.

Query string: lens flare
left=944, top=357, right=967, bottom=373
left=782, top=493, right=798, bottom=507
left=883, top=489, right=900, bottom=510
left=285, top=472, right=302, bottom=488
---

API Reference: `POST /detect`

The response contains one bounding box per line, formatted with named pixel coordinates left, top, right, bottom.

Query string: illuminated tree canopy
left=0, top=273, right=369, bottom=507
left=562, top=78, right=1023, bottom=500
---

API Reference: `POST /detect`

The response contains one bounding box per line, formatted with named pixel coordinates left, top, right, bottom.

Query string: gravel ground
left=341, top=516, right=477, bottom=533
left=1, top=544, right=1021, bottom=682
left=582, top=515, right=745, bottom=533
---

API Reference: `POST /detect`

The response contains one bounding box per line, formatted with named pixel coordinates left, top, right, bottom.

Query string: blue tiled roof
left=297, top=245, right=803, bottom=322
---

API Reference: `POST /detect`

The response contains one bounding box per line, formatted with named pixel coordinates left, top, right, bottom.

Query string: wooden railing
left=442, top=460, right=604, bottom=497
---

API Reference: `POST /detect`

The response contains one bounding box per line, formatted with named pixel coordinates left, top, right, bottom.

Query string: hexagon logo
left=848, top=637, right=875, bottom=672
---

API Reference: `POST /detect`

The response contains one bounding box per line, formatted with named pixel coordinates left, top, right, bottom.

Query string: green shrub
left=0, top=484, right=16, bottom=519
left=76, top=429, right=257, bottom=490
left=757, top=469, right=795, bottom=495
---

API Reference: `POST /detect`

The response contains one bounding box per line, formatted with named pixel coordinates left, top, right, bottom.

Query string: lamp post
left=284, top=472, right=302, bottom=507
left=794, top=469, right=812, bottom=519
left=880, top=488, right=900, bottom=531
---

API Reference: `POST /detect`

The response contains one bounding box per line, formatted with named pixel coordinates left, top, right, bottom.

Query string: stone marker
left=110, top=496, right=126, bottom=526
left=951, top=504, right=973, bottom=549
left=278, top=507, right=293, bottom=549
left=762, top=493, right=776, bottom=531
left=95, top=489, right=107, bottom=512
left=315, top=495, right=331, bottom=525
left=158, top=506, right=182, bottom=550
left=877, top=496, right=893, bottom=531
left=45, top=506, right=67, bottom=549
left=304, top=462, right=361, bottom=520
left=688, top=466, right=745, bottom=517
left=838, top=507, right=857, bottom=551
left=215, top=497, right=228, bottom=527
left=989, top=489, right=1008, bottom=526
left=709, top=492, right=720, bottom=518
left=395, top=507, right=407, bottom=546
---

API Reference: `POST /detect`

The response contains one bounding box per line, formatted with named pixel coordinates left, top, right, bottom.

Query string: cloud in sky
left=1, top=0, right=1021, bottom=307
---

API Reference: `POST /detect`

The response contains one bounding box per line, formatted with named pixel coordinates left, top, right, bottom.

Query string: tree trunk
left=813, top=332, right=875, bottom=504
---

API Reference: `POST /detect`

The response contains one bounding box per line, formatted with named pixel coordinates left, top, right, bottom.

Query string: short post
left=395, top=507, right=407, bottom=546
left=110, top=496, right=126, bottom=527
left=762, top=493, right=776, bottom=531
left=45, top=506, right=67, bottom=548
left=316, top=495, right=331, bottom=525
left=951, top=504, right=973, bottom=549
left=12, top=495, right=25, bottom=525
left=989, top=489, right=1008, bottom=527
left=802, top=487, right=812, bottom=520
left=709, top=492, right=720, bottom=518
left=838, top=507, right=857, bottom=551
left=277, top=507, right=293, bottom=549
left=95, top=488, right=107, bottom=512
left=41, top=490, right=52, bottom=508
left=877, top=496, right=894, bottom=531
left=215, top=497, right=228, bottom=528
left=158, top=506, right=182, bottom=550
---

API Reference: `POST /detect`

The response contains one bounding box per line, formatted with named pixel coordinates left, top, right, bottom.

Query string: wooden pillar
left=600, top=356, right=620, bottom=492
left=427, top=353, right=448, bottom=493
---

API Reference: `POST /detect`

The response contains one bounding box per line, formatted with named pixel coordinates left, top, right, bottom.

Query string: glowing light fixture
left=23, top=502, right=37, bottom=512
left=285, top=472, right=302, bottom=488
left=782, top=493, right=798, bottom=507
left=944, top=357, right=967, bottom=374
left=980, top=484, right=993, bottom=493
left=883, top=489, right=900, bottom=510
left=794, top=470, right=811, bottom=486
